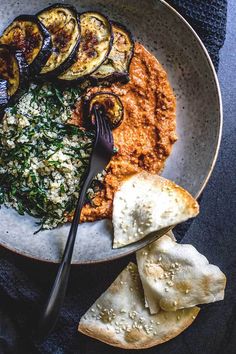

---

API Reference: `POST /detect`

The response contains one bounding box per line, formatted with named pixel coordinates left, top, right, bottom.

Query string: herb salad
left=0, top=83, right=95, bottom=229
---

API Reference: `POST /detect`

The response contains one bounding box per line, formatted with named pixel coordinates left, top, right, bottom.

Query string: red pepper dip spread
left=70, top=43, right=177, bottom=222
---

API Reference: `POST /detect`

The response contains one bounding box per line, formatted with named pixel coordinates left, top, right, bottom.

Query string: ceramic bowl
left=0, top=0, right=222, bottom=264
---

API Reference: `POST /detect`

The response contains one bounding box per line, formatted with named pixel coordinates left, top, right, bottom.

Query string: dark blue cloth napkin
left=0, top=1, right=228, bottom=354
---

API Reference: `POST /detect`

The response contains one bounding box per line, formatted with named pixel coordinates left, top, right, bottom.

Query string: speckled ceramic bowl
left=0, top=0, right=222, bottom=264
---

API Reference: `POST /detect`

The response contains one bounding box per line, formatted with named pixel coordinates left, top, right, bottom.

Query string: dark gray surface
left=0, top=1, right=235, bottom=353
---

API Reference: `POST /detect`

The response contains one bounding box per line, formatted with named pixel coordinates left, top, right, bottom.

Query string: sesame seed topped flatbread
left=78, top=262, right=199, bottom=349
left=112, top=172, right=199, bottom=248
left=137, top=235, right=226, bottom=314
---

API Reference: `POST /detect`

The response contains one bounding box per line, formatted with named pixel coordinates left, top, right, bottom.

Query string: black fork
left=37, top=107, right=114, bottom=339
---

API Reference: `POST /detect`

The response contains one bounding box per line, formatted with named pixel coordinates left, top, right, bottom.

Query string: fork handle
left=37, top=172, right=94, bottom=339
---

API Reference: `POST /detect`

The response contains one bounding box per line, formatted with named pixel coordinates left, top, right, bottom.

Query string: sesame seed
left=192, top=316, right=196, bottom=319
left=173, top=301, right=177, bottom=306
left=165, top=287, right=169, bottom=292
left=177, top=316, right=180, bottom=321
left=185, top=289, right=189, bottom=294
left=167, top=281, right=174, bottom=287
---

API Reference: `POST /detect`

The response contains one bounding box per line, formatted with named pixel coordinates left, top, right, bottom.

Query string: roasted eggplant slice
left=85, top=92, right=124, bottom=129
left=37, top=4, right=80, bottom=77
left=91, top=22, right=134, bottom=85
left=0, top=44, right=28, bottom=103
left=58, top=12, right=113, bottom=82
left=0, top=77, right=8, bottom=118
left=0, top=15, right=52, bottom=75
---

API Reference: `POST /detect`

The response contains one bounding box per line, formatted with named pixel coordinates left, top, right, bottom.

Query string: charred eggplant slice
left=91, top=21, right=134, bottom=84
left=0, top=77, right=8, bottom=118
left=37, top=4, right=80, bottom=77
left=85, top=92, right=124, bottom=129
left=0, top=15, right=52, bottom=75
left=0, top=44, right=28, bottom=103
left=58, top=12, right=113, bottom=82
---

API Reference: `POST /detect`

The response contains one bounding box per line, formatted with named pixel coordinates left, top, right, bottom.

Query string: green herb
left=0, top=83, right=96, bottom=229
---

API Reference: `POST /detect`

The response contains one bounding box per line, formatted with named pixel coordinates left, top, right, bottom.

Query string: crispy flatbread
left=137, top=235, right=226, bottom=314
left=112, top=172, right=199, bottom=248
left=78, top=262, right=199, bottom=349
left=143, top=230, right=176, bottom=309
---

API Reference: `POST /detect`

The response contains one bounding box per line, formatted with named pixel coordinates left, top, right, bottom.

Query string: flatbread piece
left=137, top=235, right=226, bottom=314
left=78, top=262, right=199, bottom=349
left=113, top=172, right=199, bottom=248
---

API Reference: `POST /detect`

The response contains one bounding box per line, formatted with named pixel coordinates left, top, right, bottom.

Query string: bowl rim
left=0, top=0, right=223, bottom=265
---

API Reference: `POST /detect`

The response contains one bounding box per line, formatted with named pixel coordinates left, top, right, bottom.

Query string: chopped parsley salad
left=0, top=83, right=99, bottom=230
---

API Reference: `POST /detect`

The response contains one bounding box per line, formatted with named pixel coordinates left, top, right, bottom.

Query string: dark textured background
left=1, top=0, right=236, bottom=353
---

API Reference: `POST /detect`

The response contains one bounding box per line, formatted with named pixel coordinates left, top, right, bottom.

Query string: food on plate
left=0, top=15, right=52, bottom=75
left=137, top=234, right=226, bottom=314
left=91, top=21, right=134, bottom=85
left=37, top=4, right=81, bottom=77
left=58, top=12, right=113, bottom=82
left=74, top=43, right=177, bottom=222
left=0, top=83, right=95, bottom=229
left=83, top=92, right=124, bottom=129
left=0, top=44, right=28, bottom=103
left=0, top=78, right=8, bottom=114
left=112, top=172, right=199, bottom=248
left=0, top=6, right=177, bottom=229
left=78, top=262, right=199, bottom=349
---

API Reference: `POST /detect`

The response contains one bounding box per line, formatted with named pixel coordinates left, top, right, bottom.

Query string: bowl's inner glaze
left=0, top=0, right=221, bottom=263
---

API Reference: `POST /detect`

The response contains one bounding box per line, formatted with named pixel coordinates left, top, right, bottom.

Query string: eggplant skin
left=37, top=4, right=81, bottom=78
left=84, top=92, right=124, bottom=129
left=0, top=14, right=52, bottom=76
left=58, top=11, right=113, bottom=83
left=90, top=21, right=134, bottom=85
left=0, top=44, right=29, bottom=104
left=0, top=77, right=8, bottom=117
